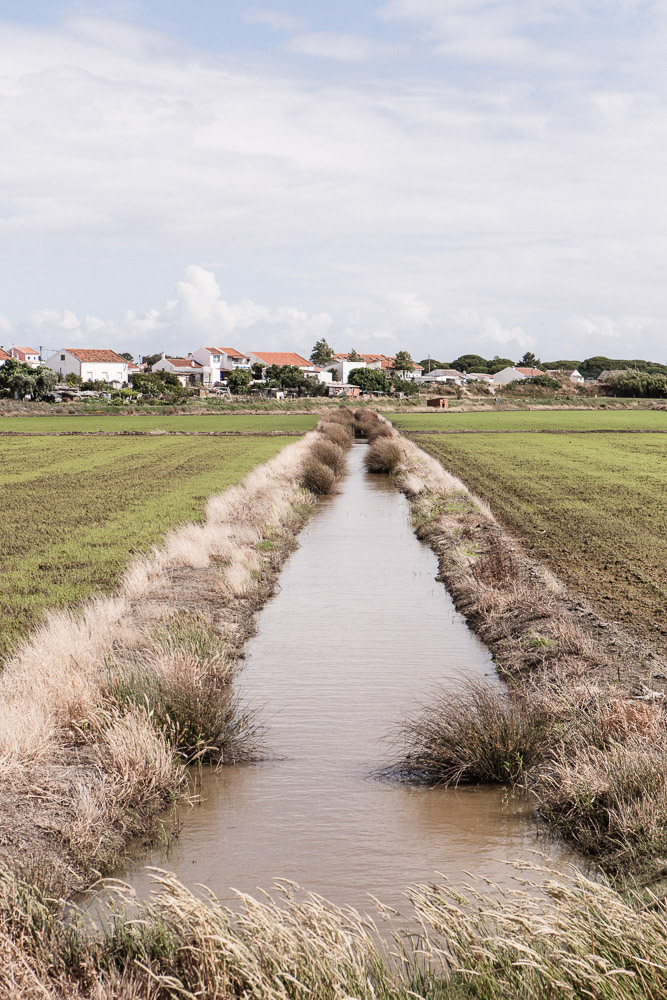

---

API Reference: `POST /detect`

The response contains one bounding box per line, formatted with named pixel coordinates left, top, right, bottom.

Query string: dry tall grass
left=5, top=863, right=667, bottom=999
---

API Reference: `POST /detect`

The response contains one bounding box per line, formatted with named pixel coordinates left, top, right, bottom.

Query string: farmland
left=0, top=413, right=318, bottom=434
left=411, top=429, right=667, bottom=653
left=389, top=409, right=667, bottom=433
left=0, top=434, right=300, bottom=660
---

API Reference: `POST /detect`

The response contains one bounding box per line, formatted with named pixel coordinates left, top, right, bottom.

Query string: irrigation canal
left=106, top=443, right=575, bottom=914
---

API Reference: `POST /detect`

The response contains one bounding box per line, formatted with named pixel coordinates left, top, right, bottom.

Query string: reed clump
left=311, top=438, right=348, bottom=476
left=319, top=421, right=353, bottom=449
left=391, top=679, right=555, bottom=786
left=365, top=437, right=404, bottom=473
left=106, top=614, right=263, bottom=765
left=301, top=457, right=337, bottom=494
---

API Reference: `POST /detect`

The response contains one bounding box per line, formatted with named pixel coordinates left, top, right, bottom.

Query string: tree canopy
left=393, top=350, right=414, bottom=375
left=450, top=354, right=489, bottom=372
left=309, top=338, right=335, bottom=367
left=347, top=367, right=388, bottom=392
left=0, top=359, right=56, bottom=400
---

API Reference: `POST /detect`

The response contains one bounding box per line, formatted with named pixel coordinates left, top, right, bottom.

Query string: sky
left=1, top=0, right=666, bottom=363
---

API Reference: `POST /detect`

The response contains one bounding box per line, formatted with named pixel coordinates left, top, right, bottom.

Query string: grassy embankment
left=390, top=410, right=667, bottom=653
left=353, top=410, right=667, bottom=884
left=0, top=412, right=354, bottom=899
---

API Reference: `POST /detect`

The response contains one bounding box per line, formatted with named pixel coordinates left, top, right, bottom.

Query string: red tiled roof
left=165, top=357, right=203, bottom=368
left=515, top=367, right=543, bottom=377
left=203, top=346, right=249, bottom=359
left=252, top=351, right=311, bottom=367
left=0, top=349, right=10, bottom=360
left=66, top=349, right=128, bottom=363
left=11, top=346, right=39, bottom=356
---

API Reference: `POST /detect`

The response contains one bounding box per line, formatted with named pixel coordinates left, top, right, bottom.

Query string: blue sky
left=1, top=1, right=666, bottom=361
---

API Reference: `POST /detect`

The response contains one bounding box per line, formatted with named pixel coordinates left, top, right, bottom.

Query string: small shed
left=427, top=397, right=449, bottom=409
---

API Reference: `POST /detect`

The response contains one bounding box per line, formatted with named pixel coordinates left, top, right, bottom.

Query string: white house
left=466, top=372, right=494, bottom=385
left=492, top=366, right=544, bottom=385
left=417, top=368, right=466, bottom=385
left=561, top=369, right=585, bottom=384
left=44, top=349, right=129, bottom=384
left=190, top=347, right=253, bottom=385
left=151, top=356, right=205, bottom=385
left=9, top=346, right=41, bottom=367
left=249, top=351, right=332, bottom=384
left=329, top=356, right=368, bottom=384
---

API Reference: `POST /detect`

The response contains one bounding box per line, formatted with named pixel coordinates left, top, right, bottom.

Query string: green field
left=0, top=413, right=318, bottom=434
left=413, top=431, right=667, bottom=652
left=389, top=410, right=667, bottom=432
left=0, top=435, right=299, bottom=660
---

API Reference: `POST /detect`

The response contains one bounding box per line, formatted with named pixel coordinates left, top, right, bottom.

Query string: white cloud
left=448, top=310, right=535, bottom=353
left=1, top=12, right=667, bottom=360
left=10, top=266, right=333, bottom=358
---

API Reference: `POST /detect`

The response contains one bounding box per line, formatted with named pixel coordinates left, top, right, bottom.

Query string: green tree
left=0, top=359, right=56, bottom=400
left=65, top=372, right=82, bottom=386
left=450, top=354, right=488, bottom=372
left=347, top=348, right=363, bottom=362
left=141, top=353, right=163, bottom=369
left=264, top=364, right=307, bottom=388
left=251, top=362, right=266, bottom=380
left=391, top=376, right=419, bottom=396
left=119, top=352, right=134, bottom=362
left=309, top=338, right=335, bottom=367
left=486, top=357, right=515, bottom=374
left=392, top=350, right=414, bottom=377
left=347, top=367, right=388, bottom=392
left=519, top=352, right=541, bottom=368
left=227, top=369, right=253, bottom=394
left=603, top=373, right=667, bottom=398
left=130, top=371, right=185, bottom=397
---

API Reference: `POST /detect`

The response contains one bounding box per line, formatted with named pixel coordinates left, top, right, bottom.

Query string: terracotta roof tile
left=165, top=357, right=203, bottom=368
left=66, top=349, right=128, bottom=364
left=251, top=351, right=311, bottom=367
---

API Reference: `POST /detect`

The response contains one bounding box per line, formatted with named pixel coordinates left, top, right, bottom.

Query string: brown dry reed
left=6, top=862, right=667, bottom=1000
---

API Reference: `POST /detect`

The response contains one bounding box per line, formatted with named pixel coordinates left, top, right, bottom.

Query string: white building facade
left=44, top=349, right=129, bottom=384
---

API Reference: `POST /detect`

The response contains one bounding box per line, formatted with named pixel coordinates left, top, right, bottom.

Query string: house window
left=60, top=354, right=65, bottom=360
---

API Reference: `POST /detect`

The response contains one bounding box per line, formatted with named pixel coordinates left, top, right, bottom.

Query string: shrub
left=532, top=728, right=667, bottom=870
left=391, top=680, right=554, bottom=786
left=365, top=438, right=403, bottom=473
left=301, top=457, right=336, bottom=495
left=107, top=615, right=263, bottom=765
left=311, top=439, right=347, bottom=476
left=319, top=422, right=353, bottom=450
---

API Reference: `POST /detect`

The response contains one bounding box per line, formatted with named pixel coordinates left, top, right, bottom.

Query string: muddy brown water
left=105, top=444, right=575, bottom=915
